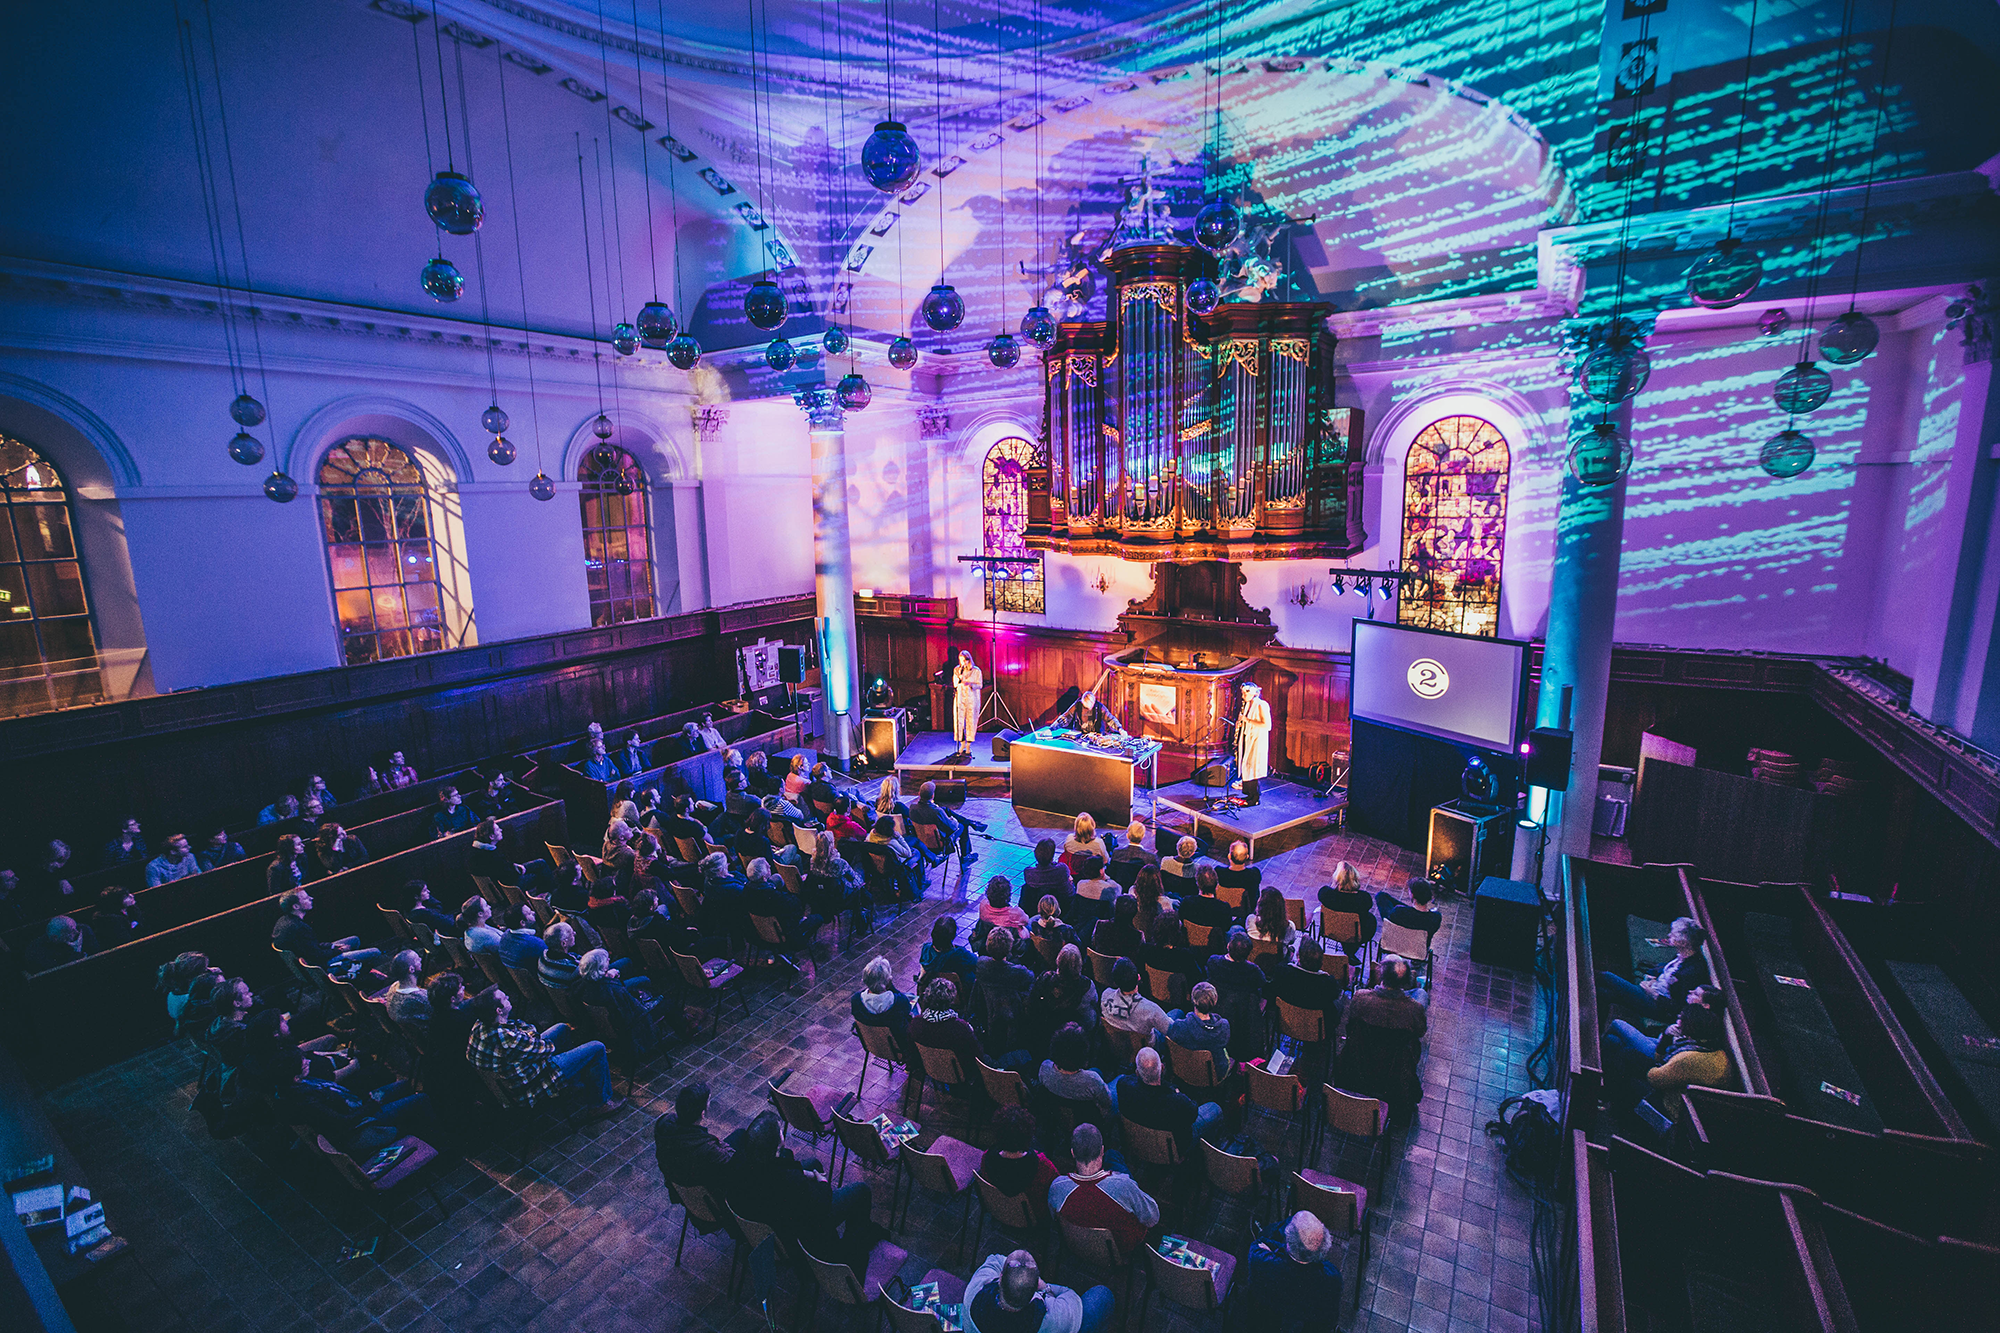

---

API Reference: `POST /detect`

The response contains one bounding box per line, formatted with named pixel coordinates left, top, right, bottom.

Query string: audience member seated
left=1215, top=841, right=1261, bottom=900
left=1314, top=861, right=1378, bottom=951
left=743, top=859, right=824, bottom=960
left=1342, top=958, right=1428, bottom=1119
left=237, top=1007, right=349, bottom=1098
left=538, top=922, right=582, bottom=990
left=1246, top=1212, right=1343, bottom=1331
left=495, top=902, right=547, bottom=970
left=1108, top=821, right=1157, bottom=870
left=695, top=713, right=726, bottom=752
left=422, top=972, right=484, bottom=1109
left=976, top=928, right=1036, bottom=1046
left=578, top=948, right=679, bottom=1053
left=354, top=765, right=389, bottom=799
left=674, top=721, right=703, bottom=757
left=460, top=896, right=503, bottom=955
left=1207, top=931, right=1270, bottom=1063
left=1063, top=813, right=1110, bottom=867
left=30, top=840, right=77, bottom=908
left=198, top=827, right=246, bottom=873
left=1131, top=867, right=1169, bottom=935
left=825, top=797, right=870, bottom=843
left=865, top=816, right=924, bottom=899
left=1100, top=958, right=1171, bottom=1044
left=465, top=988, right=621, bottom=1116
left=272, top=888, right=381, bottom=970
left=697, top=853, right=747, bottom=945
left=908, top=977, right=998, bottom=1090
left=394, top=879, right=454, bottom=938
left=142, top=832, right=201, bottom=888
left=267, top=834, right=310, bottom=896
left=157, top=952, right=213, bottom=1028
left=299, top=793, right=327, bottom=823
left=1038, top=1021, right=1115, bottom=1117
left=312, top=824, right=370, bottom=878
left=655, top=1081, right=734, bottom=1193
left=919, top=919, right=980, bottom=997
left=386, top=750, right=420, bottom=788
left=1028, top=896, right=1079, bottom=957
left=1114, top=1046, right=1219, bottom=1158
left=102, top=817, right=147, bottom=868
left=1159, top=836, right=1204, bottom=882
left=1022, top=838, right=1072, bottom=906
left=1141, top=910, right=1207, bottom=989
left=1179, top=868, right=1235, bottom=938
left=659, top=794, right=710, bottom=852
left=804, top=837, right=871, bottom=933
left=625, top=886, right=702, bottom=957
left=470, top=771, right=527, bottom=820
left=964, top=1249, right=1113, bottom=1333
left=1023, top=947, right=1099, bottom=1055
left=1165, top=982, right=1233, bottom=1082
left=1597, top=916, right=1710, bottom=1022
left=913, top=779, right=983, bottom=862
left=257, top=795, right=301, bottom=826
left=581, top=739, right=620, bottom=782
left=1089, top=895, right=1144, bottom=965
left=276, top=1053, right=436, bottom=1154
left=1375, top=875, right=1444, bottom=940
left=1069, top=857, right=1118, bottom=935
left=179, top=970, right=229, bottom=1040
left=95, top=886, right=145, bottom=944
left=975, top=876, right=1031, bottom=948
left=727, top=1109, right=882, bottom=1273
left=780, top=754, right=812, bottom=803
left=429, top=786, right=477, bottom=839
left=24, top=914, right=99, bottom=973
left=804, top=762, right=839, bottom=814
left=1050, top=1122, right=1158, bottom=1255
left=1276, top=937, right=1345, bottom=1028
left=872, top=777, right=910, bottom=825
left=719, top=771, right=760, bottom=827
left=851, top=955, right=913, bottom=1056
left=203, top=975, right=256, bottom=1073
left=1603, top=985, right=1731, bottom=1114
left=618, top=731, right=651, bottom=777
left=1245, top=887, right=1300, bottom=966
left=979, top=1105, right=1059, bottom=1201
left=381, top=949, right=430, bottom=1031
left=743, top=750, right=777, bottom=797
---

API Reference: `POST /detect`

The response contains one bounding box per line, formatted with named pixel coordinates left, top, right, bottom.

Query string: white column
left=801, top=387, right=860, bottom=767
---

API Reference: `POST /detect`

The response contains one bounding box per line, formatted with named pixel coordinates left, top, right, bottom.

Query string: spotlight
left=1331, top=575, right=1346, bottom=595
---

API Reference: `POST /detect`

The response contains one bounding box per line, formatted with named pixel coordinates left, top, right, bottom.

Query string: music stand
left=955, top=555, right=1035, bottom=733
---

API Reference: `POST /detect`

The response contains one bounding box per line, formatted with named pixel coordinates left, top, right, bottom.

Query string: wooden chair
left=830, top=1107, right=907, bottom=1212
left=471, top=949, right=517, bottom=1005
left=900, top=1136, right=983, bottom=1257
left=1245, top=1064, right=1307, bottom=1163
left=799, top=1238, right=914, bottom=1328
left=674, top=835, right=705, bottom=862
left=1318, top=909, right=1367, bottom=956
left=1377, top=920, right=1433, bottom=984
left=574, top=854, right=604, bottom=885
left=853, top=1021, right=908, bottom=1099
left=545, top=842, right=577, bottom=872
left=774, top=861, right=805, bottom=897
left=1183, top=921, right=1215, bottom=949
left=1161, top=871, right=1195, bottom=898
left=770, top=1075, right=850, bottom=1153
left=669, top=881, right=703, bottom=920
left=1215, top=882, right=1248, bottom=913
left=1058, top=1218, right=1141, bottom=1322
left=1031, top=932, right=1065, bottom=970
left=1086, top=949, right=1120, bottom=987
left=1198, top=1138, right=1265, bottom=1232
left=971, top=1173, right=1048, bottom=1262
left=910, top=1042, right=970, bottom=1117
left=669, top=1180, right=738, bottom=1269
left=978, top=1058, right=1030, bottom=1108
left=1165, top=1035, right=1225, bottom=1092
left=434, top=932, right=473, bottom=973
left=296, top=1128, right=444, bottom=1221
left=504, top=963, right=555, bottom=1019
left=1139, top=1233, right=1237, bottom=1329
left=1318, top=950, right=1352, bottom=988
left=1284, top=898, right=1306, bottom=934
left=377, top=905, right=415, bottom=945
left=1314, top=1086, right=1390, bottom=1192
left=748, top=913, right=805, bottom=973
left=1099, top=1020, right=1147, bottom=1068
left=1247, top=938, right=1288, bottom=969
left=911, top=820, right=954, bottom=872
left=1274, top=998, right=1328, bottom=1048
left=1122, top=1117, right=1185, bottom=1172
left=883, top=1271, right=968, bottom=1333
left=1291, top=1169, right=1370, bottom=1313
left=671, top=947, right=750, bottom=1030
left=792, top=826, right=820, bottom=858
left=724, top=1203, right=799, bottom=1304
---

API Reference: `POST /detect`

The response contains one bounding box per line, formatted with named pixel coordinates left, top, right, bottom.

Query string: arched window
left=0, top=433, right=101, bottom=715
left=317, top=437, right=475, bottom=664
left=1399, top=415, right=1509, bottom=638
left=982, top=436, right=1044, bottom=614
left=578, top=447, right=657, bottom=625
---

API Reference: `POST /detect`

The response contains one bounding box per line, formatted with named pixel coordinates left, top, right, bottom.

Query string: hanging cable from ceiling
left=743, top=0, right=789, bottom=334
left=628, top=0, right=675, bottom=352
left=1686, top=0, right=1764, bottom=309
left=575, top=132, right=615, bottom=468
left=920, top=0, right=965, bottom=334
left=986, top=0, right=1017, bottom=368
left=1017, top=0, right=1055, bottom=349
left=421, top=1, right=483, bottom=241
left=496, top=42, right=551, bottom=496
left=1821, top=0, right=1900, bottom=368
left=448, top=32, right=512, bottom=461
left=653, top=0, right=700, bottom=369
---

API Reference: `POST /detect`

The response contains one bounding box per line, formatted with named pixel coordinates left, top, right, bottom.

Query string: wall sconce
left=1288, top=580, right=1320, bottom=608
left=1091, top=569, right=1112, bottom=594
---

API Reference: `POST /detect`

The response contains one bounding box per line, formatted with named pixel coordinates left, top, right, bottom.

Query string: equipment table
left=1008, top=729, right=1160, bottom=828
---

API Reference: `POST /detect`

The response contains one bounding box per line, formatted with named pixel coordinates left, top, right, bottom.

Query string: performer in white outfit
left=1235, top=682, right=1273, bottom=806
left=951, top=650, right=983, bottom=757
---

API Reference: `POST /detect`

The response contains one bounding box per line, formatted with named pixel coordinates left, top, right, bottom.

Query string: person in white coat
left=1235, top=682, right=1272, bottom=806
left=952, top=649, right=983, bottom=759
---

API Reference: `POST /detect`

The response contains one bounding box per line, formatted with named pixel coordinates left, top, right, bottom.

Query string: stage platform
left=893, top=730, right=1013, bottom=793
left=1155, top=778, right=1346, bottom=860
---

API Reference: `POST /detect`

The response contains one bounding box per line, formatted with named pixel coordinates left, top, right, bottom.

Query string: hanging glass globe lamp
left=823, top=325, right=850, bottom=356
left=228, top=432, right=264, bottom=466
left=921, top=283, right=965, bottom=332
left=837, top=372, right=873, bottom=411
left=420, top=256, right=464, bottom=302
left=1579, top=340, right=1652, bottom=405
left=481, top=404, right=510, bottom=435
left=1760, top=428, right=1815, bottom=478
left=1819, top=311, right=1880, bottom=366
left=229, top=394, right=266, bottom=427
left=611, top=322, right=639, bottom=356
left=1185, top=279, right=1220, bottom=316
left=765, top=338, right=797, bottom=372
left=590, top=443, right=619, bottom=470
left=529, top=472, right=556, bottom=502
left=636, top=301, right=677, bottom=348
left=1019, top=305, right=1057, bottom=350
left=486, top=436, right=517, bottom=466
left=666, top=334, right=702, bottom=369
left=745, top=278, right=788, bottom=330
left=263, top=470, right=299, bottom=503
left=424, top=170, right=484, bottom=235
left=592, top=413, right=615, bottom=440
left=1758, top=308, right=1791, bottom=338
left=988, top=332, right=1021, bottom=369
left=1773, top=361, right=1833, bottom=414
left=1685, top=236, right=1760, bottom=309
left=1193, top=199, right=1241, bottom=253
left=1568, top=420, right=1633, bottom=488
left=861, top=121, right=921, bottom=193
left=887, top=336, right=918, bottom=370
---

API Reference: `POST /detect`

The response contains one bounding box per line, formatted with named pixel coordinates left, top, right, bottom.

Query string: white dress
left=1236, top=696, right=1272, bottom=782
left=953, top=662, right=983, bottom=747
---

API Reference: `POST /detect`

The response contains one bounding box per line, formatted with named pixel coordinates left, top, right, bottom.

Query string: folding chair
left=899, top=1136, right=983, bottom=1256
left=1291, top=1169, right=1370, bottom=1313
left=1139, top=1233, right=1236, bottom=1330
left=1165, top=1036, right=1225, bottom=1093
left=1377, top=921, right=1434, bottom=986
left=1313, top=1086, right=1390, bottom=1193
left=884, top=1271, right=968, bottom=1333
left=770, top=1074, right=851, bottom=1156
left=798, top=1238, right=913, bottom=1329
left=672, top=947, right=750, bottom=1031
left=854, top=1021, right=908, bottom=1099
left=971, top=1173, right=1048, bottom=1262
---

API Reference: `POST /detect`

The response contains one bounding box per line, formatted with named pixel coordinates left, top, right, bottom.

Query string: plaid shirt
left=467, top=1019, right=561, bottom=1108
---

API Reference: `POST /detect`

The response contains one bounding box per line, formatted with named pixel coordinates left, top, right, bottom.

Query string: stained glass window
left=578, top=447, right=657, bottom=626
left=982, top=436, right=1044, bottom=614
left=0, top=433, right=101, bottom=716
left=1399, top=415, right=1509, bottom=638
left=317, top=437, right=475, bottom=665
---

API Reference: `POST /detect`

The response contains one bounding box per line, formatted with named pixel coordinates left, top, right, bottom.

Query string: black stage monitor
left=1350, top=620, right=1527, bottom=755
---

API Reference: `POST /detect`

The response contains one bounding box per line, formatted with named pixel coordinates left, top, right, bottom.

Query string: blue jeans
left=1598, top=971, right=1676, bottom=1020
left=1602, top=1019, right=1660, bottom=1109
left=1077, top=1284, right=1116, bottom=1333
left=552, top=1040, right=613, bottom=1104
left=1193, top=1101, right=1223, bottom=1142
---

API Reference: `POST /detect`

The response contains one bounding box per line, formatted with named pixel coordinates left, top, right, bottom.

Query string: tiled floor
left=48, top=788, right=1542, bottom=1333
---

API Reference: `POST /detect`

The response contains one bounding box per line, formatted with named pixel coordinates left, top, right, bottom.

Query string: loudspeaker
left=1524, top=726, right=1574, bottom=791
left=861, top=708, right=907, bottom=767
left=933, top=779, right=968, bottom=807
left=993, top=729, right=1021, bottom=760
left=1470, top=876, right=1543, bottom=971
left=778, top=645, right=805, bottom=684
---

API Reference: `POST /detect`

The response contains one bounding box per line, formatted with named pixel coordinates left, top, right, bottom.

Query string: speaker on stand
left=779, top=646, right=805, bottom=747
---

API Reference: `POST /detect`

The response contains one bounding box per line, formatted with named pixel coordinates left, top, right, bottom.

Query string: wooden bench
left=549, top=709, right=794, bottom=834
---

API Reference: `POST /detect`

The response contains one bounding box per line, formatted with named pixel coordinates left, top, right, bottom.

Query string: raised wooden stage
left=892, top=730, right=1013, bottom=793
left=1155, top=777, right=1347, bottom=860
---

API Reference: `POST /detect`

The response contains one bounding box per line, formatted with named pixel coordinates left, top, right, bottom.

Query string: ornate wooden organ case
left=1027, top=244, right=1364, bottom=561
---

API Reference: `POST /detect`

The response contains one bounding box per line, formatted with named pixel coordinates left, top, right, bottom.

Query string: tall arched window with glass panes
left=1399, top=415, right=1509, bottom=638
left=578, top=447, right=657, bottom=625
left=317, top=437, right=476, bottom=664
left=981, top=436, right=1044, bottom=614
left=0, top=434, right=100, bottom=715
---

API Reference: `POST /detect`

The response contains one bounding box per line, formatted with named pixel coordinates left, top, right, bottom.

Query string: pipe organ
left=1028, top=244, right=1365, bottom=561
